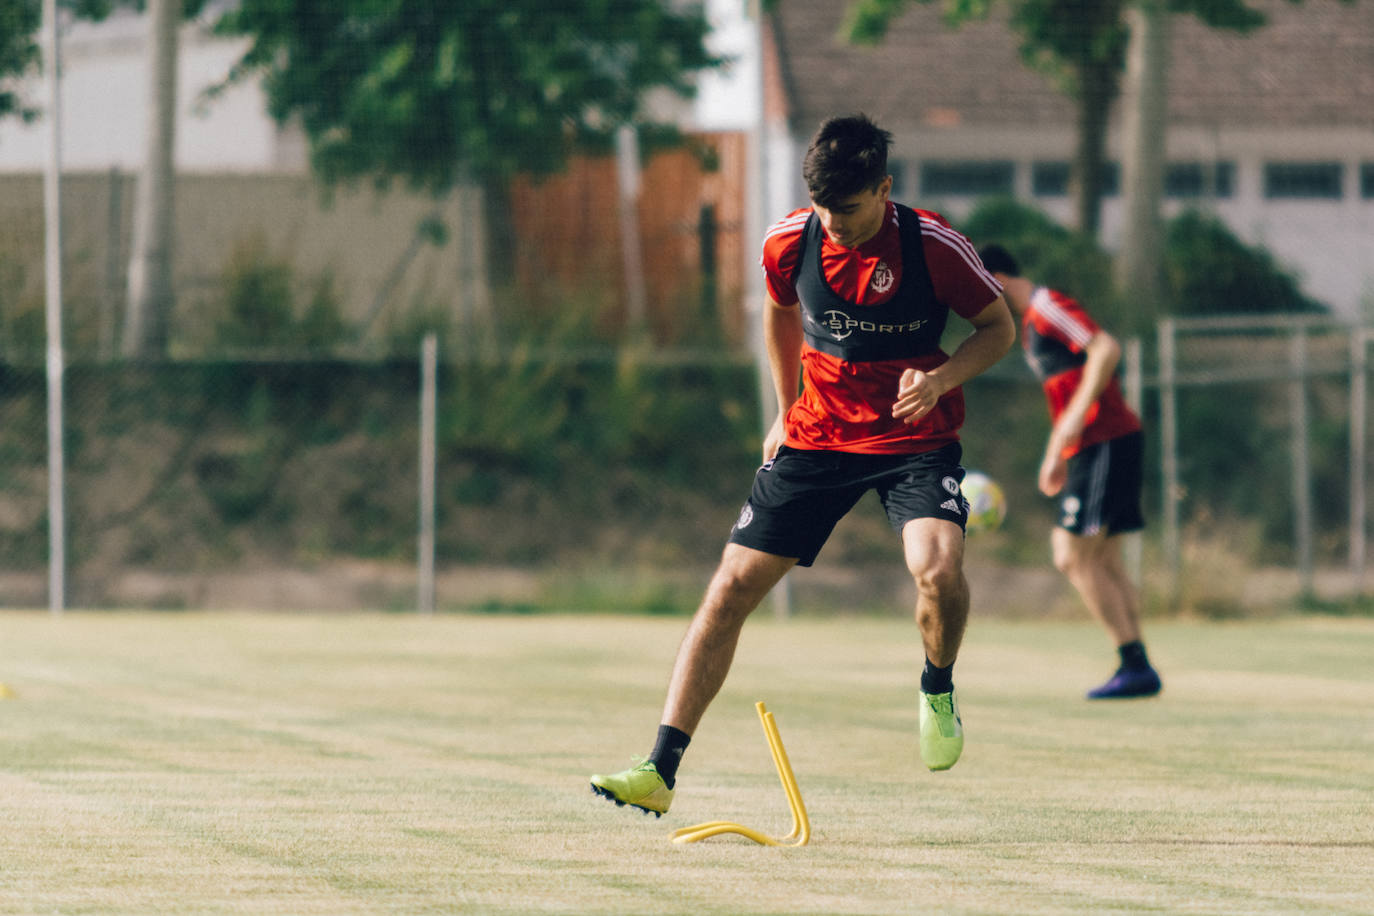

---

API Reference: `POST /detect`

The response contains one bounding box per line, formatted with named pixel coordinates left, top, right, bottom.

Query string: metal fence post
left=43, top=0, right=65, bottom=615
left=1290, top=329, right=1313, bottom=598
left=418, top=333, right=438, bottom=614
left=1158, top=318, right=1179, bottom=608
left=1352, top=329, right=1368, bottom=593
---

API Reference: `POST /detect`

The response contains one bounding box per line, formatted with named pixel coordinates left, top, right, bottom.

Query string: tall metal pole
left=42, top=0, right=66, bottom=615
left=745, top=0, right=789, bottom=619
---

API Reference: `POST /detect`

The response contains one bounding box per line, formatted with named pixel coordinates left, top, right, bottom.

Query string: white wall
left=689, top=0, right=760, bottom=132
left=894, top=125, right=1374, bottom=320
left=0, top=10, right=303, bottom=173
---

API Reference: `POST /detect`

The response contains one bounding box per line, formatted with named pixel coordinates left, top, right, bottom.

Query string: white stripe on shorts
left=1081, top=443, right=1111, bottom=536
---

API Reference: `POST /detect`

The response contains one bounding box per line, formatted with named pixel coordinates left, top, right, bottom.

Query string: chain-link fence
left=1152, top=316, right=1370, bottom=613
left=4, top=317, right=1369, bottom=613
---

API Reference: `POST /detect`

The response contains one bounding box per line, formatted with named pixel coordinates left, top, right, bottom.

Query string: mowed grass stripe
left=1, top=612, right=1371, bottom=915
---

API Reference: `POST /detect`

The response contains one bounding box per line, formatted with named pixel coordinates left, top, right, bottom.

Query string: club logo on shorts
left=735, top=503, right=754, bottom=530
left=942, top=476, right=961, bottom=495
left=1060, top=496, right=1081, bottom=528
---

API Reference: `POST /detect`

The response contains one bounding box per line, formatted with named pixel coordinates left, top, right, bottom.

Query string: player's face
left=811, top=176, right=892, bottom=249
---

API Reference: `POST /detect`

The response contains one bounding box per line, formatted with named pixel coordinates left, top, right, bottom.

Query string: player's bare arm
left=893, top=295, right=1015, bottom=424
left=1039, top=330, right=1121, bottom=495
left=762, top=296, right=804, bottom=461
left=1047, top=329, right=1121, bottom=456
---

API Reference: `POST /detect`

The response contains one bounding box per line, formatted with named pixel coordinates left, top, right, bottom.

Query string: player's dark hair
left=802, top=113, right=892, bottom=208
left=977, top=244, right=1021, bottom=276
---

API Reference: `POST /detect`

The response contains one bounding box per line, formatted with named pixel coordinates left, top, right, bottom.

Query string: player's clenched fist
left=892, top=367, right=943, bottom=424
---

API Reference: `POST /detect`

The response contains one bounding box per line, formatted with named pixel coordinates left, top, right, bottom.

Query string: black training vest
left=794, top=203, right=945, bottom=363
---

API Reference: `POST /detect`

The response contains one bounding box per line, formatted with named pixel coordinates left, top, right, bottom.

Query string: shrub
left=1164, top=211, right=1326, bottom=316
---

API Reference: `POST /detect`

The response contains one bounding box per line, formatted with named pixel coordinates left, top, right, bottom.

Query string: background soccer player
left=590, top=114, right=1014, bottom=816
left=978, top=244, right=1162, bottom=700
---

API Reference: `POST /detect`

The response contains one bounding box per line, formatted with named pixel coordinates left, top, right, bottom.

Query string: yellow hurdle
left=671, top=701, right=810, bottom=847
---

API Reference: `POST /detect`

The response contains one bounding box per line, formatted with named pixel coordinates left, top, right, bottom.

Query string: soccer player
left=590, top=114, right=1014, bottom=816
left=976, top=244, right=1162, bottom=700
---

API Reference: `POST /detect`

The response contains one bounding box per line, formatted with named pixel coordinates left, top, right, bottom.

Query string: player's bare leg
left=903, top=518, right=968, bottom=769
left=1052, top=527, right=1160, bottom=698
left=903, top=518, right=970, bottom=665
left=660, top=544, right=797, bottom=735
left=1051, top=527, right=1139, bottom=644
left=591, top=544, right=795, bottom=814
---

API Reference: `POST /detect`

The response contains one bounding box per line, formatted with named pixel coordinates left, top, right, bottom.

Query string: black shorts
left=1056, top=430, right=1145, bottom=536
left=727, top=443, right=968, bottom=567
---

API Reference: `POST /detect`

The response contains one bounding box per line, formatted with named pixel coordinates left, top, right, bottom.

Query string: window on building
left=1214, top=162, right=1236, bottom=198
left=1264, top=162, right=1343, bottom=199
left=1165, top=162, right=1236, bottom=199
left=920, top=161, right=1015, bottom=196
left=1031, top=162, right=1070, bottom=196
left=1165, top=162, right=1205, bottom=197
left=1028, top=160, right=1119, bottom=196
left=1361, top=163, right=1374, bottom=200
left=889, top=161, right=908, bottom=201
left=1100, top=162, right=1120, bottom=196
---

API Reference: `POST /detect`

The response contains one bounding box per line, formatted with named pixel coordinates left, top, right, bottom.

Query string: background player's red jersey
left=761, top=202, right=1002, bottom=454
left=1021, top=286, right=1142, bottom=458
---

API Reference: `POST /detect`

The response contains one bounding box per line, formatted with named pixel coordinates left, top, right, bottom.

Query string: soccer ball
left=961, top=471, right=1006, bottom=534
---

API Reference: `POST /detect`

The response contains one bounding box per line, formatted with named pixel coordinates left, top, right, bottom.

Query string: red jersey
left=761, top=202, right=1002, bottom=454
left=1021, top=286, right=1142, bottom=457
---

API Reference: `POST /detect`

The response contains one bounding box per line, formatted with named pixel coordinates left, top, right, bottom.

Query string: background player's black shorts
left=727, top=443, right=967, bottom=567
left=1056, top=430, right=1145, bottom=537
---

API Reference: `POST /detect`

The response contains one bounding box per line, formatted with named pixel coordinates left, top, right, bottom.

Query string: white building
left=757, top=0, right=1374, bottom=319
left=0, top=7, right=303, bottom=173
left=2, top=1, right=1371, bottom=318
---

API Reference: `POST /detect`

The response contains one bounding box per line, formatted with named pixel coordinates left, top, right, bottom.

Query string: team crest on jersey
left=870, top=261, right=894, bottom=294
left=735, top=503, right=754, bottom=530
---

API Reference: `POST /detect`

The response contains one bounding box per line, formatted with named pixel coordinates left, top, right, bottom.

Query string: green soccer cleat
left=590, top=758, right=674, bottom=816
left=919, top=688, right=964, bottom=771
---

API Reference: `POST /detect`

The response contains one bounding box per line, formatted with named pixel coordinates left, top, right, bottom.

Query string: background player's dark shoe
left=1086, top=666, right=1161, bottom=699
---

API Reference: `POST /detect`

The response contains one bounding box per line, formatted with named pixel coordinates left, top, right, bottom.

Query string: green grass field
left=2, top=610, right=1372, bottom=915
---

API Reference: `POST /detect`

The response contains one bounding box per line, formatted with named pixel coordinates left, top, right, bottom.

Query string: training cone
left=671, top=701, right=810, bottom=847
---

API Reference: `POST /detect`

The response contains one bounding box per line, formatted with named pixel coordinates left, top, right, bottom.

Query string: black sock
left=1118, top=640, right=1150, bottom=671
left=920, top=657, right=954, bottom=695
left=649, top=724, right=691, bottom=789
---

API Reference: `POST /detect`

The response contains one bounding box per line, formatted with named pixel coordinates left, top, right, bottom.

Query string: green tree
left=212, top=0, right=722, bottom=303
left=0, top=2, right=120, bottom=124
left=839, top=0, right=1342, bottom=239
left=0, top=3, right=41, bottom=123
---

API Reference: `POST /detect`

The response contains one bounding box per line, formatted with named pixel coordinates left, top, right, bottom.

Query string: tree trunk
left=123, top=0, right=177, bottom=359
left=1071, top=59, right=1117, bottom=239
left=1115, top=0, right=1171, bottom=336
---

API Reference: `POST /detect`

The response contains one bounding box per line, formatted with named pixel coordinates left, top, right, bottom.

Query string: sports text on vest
left=793, top=204, right=945, bottom=363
